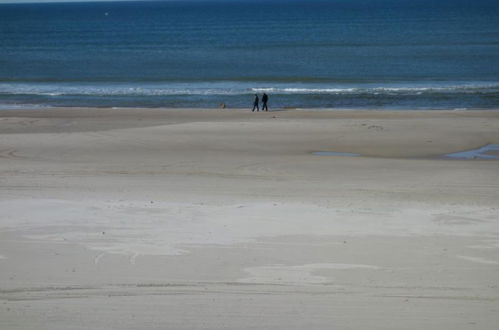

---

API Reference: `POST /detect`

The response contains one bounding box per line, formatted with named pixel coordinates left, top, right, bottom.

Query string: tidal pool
left=313, top=151, right=361, bottom=157
left=444, top=144, right=499, bottom=160
left=313, top=144, right=499, bottom=159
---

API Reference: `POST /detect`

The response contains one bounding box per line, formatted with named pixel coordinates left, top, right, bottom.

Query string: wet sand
left=1, top=108, right=499, bottom=329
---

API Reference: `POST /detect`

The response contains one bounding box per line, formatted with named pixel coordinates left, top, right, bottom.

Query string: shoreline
left=1, top=107, right=498, bottom=155
left=2, top=105, right=499, bottom=111
left=2, top=106, right=499, bottom=119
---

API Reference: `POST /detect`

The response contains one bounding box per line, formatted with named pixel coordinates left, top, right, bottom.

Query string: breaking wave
left=251, top=84, right=499, bottom=95
left=1, top=82, right=498, bottom=97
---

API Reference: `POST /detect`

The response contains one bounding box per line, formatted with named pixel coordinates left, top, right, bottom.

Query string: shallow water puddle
left=444, top=144, right=499, bottom=160
left=313, top=151, right=360, bottom=157
left=314, top=144, right=499, bottom=159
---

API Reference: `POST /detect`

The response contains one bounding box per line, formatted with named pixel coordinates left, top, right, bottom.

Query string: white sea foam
left=251, top=83, right=499, bottom=95
left=0, top=103, right=50, bottom=110
left=0, top=82, right=498, bottom=97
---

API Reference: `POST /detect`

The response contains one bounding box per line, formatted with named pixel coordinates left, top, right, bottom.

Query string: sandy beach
left=1, top=107, right=499, bottom=329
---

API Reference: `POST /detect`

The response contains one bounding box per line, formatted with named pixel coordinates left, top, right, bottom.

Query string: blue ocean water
left=1, top=0, right=499, bottom=109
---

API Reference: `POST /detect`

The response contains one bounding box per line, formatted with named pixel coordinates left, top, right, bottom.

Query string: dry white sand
left=1, top=108, right=499, bottom=329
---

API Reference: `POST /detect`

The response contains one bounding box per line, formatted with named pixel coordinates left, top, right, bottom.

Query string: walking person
left=252, top=94, right=259, bottom=112
left=262, top=93, right=269, bottom=111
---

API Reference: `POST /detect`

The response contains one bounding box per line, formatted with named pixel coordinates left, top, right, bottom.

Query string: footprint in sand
left=367, top=125, right=384, bottom=131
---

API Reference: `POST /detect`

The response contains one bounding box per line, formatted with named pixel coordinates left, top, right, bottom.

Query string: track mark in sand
left=378, top=294, right=498, bottom=302
left=0, top=282, right=347, bottom=302
left=0, top=287, right=96, bottom=302
left=0, top=148, right=23, bottom=159
left=239, top=263, right=379, bottom=285
left=0, top=286, right=95, bottom=295
left=19, top=119, right=40, bottom=126
left=94, top=252, right=105, bottom=264
left=457, top=255, right=499, bottom=265
left=129, top=252, right=139, bottom=265
left=433, top=214, right=488, bottom=225
left=235, top=162, right=288, bottom=178
left=469, top=238, right=499, bottom=249
left=367, top=125, right=384, bottom=131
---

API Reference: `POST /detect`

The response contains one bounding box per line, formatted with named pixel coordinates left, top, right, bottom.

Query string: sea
left=1, top=0, right=499, bottom=109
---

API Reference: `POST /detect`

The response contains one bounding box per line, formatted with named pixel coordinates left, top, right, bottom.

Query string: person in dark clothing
left=252, top=94, right=259, bottom=112
left=262, top=93, right=269, bottom=111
